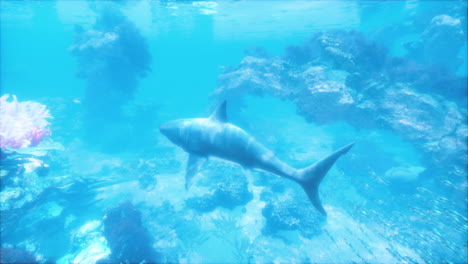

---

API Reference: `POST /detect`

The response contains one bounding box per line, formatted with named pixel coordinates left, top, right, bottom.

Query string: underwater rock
left=186, top=180, right=253, bottom=212
left=124, top=158, right=159, bottom=191
left=252, top=170, right=287, bottom=194
left=295, top=67, right=354, bottom=125
left=213, top=30, right=467, bottom=189
left=1, top=177, right=103, bottom=262
left=121, top=154, right=181, bottom=191
left=284, top=30, right=388, bottom=78
left=384, top=166, right=426, bottom=182
left=186, top=194, right=218, bottom=213
left=0, top=247, right=39, bottom=264
left=405, top=14, right=466, bottom=73
left=213, top=174, right=254, bottom=210
left=68, top=220, right=110, bottom=264
left=70, top=4, right=152, bottom=150
left=1, top=166, right=51, bottom=211
left=0, top=139, right=64, bottom=212
left=383, top=165, right=426, bottom=193
left=384, top=57, right=467, bottom=100
left=186, top=162, right=253, bottom=212
left=70, top=6, right=151, bottom=101
left=99, top=202, right=160, bottom=264
left=213, top=56, right=288, bottom=103
left=261, top=189, right=324, bottom=238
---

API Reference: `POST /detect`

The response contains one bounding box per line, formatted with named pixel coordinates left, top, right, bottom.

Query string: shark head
left=160, top=119, right=185, bottom=146
left=160, top=102, right=228, bottom=153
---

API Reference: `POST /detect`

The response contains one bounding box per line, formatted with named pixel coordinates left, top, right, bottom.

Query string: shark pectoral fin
left=185, top=154, right=207, bottom=190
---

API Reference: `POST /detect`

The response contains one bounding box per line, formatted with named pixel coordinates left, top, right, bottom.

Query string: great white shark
left=160, top=101, right=354, bottom=216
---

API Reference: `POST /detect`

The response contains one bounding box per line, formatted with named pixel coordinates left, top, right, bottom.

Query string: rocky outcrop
left=405, top=14, right=466, bottom=73
left=186, top=162, right=253, bottom=212
left=212, top=30, right=467, bottom=188
left=261, top=188, right=324, bottom=238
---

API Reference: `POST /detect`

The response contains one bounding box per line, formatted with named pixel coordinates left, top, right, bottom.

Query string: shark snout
left=159, top=120, right=182, bottom=142
left=159, top=122, right=170, bottom=137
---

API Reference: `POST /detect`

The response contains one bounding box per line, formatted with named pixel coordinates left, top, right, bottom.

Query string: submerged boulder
left=186, top=162, right=253, bottom=212
left=385, top=166, right=425, bottom=181
left=261, top=188, right=324, bottom=238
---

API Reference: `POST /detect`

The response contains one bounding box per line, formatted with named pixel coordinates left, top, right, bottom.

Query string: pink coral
left=0, top=95, right=52, bottom=149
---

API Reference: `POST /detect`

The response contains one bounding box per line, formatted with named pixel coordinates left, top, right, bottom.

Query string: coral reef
left=368, top=1, right=467, bottom=75
left=285, top=30, right=388, bottom=77
left=70, top=6, right=151, bottom=108
left=405, top=14, right=466, bottom=73
left=98, top=202, right=160, bottom=264
left=1, top=174, right=108, bottom=262
left=261, top=188, right=324, bottom=238
left=70, top=4, right=152, bottom=150
left=0, top=139, right=64, bottom=209
left=186, top=162, right=253, bottom=212
left=0, top=95, right=52, bottom=150
left=212, top=30, right=467, bottom=194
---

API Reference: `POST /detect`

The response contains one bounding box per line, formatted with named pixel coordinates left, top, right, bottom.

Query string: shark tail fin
left=296, top=142, right=355, bottom=216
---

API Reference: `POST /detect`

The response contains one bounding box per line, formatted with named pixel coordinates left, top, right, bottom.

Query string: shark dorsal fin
left=210, top=101, right=228, bottom=123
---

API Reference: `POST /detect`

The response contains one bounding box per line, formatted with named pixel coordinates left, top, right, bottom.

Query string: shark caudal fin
left=296, top=142, right=355, bottom=216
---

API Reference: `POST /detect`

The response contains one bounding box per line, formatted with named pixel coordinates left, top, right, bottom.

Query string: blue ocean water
left=1, top=1, right=467, bottom=263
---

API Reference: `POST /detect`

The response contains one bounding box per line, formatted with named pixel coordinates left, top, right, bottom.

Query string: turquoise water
left=1, top=1, right=467, bottom=263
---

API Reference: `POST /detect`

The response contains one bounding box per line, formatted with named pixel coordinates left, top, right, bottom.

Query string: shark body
left=160, top=101, right=354, bottom=215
